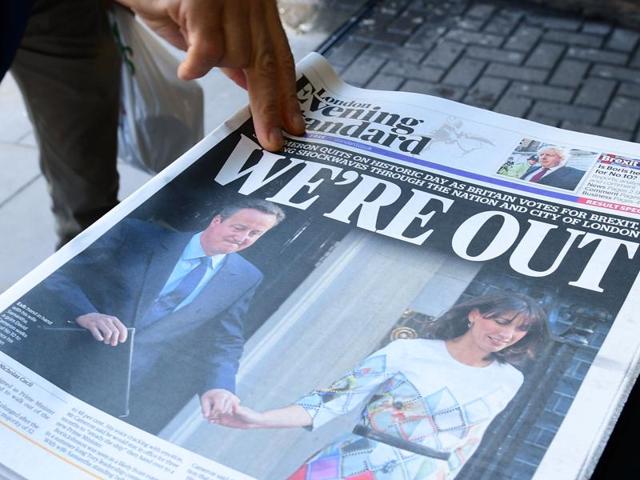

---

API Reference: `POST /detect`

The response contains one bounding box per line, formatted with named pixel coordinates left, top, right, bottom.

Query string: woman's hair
left=426, top=292, right=549, bottom=364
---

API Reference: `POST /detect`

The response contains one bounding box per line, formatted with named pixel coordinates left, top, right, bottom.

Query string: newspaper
left=1, top=53, right=640, bottom=480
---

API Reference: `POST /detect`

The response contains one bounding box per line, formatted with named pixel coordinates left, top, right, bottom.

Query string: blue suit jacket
left=520, top=165, right=584, bottom=191
left=42, top=219, right=262, bottom=395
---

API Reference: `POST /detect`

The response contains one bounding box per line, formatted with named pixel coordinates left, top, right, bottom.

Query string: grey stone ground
left=0, top=0, right=639, bottom=293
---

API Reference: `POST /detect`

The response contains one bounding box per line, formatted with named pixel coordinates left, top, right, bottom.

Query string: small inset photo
left=497, top=138, right=597, bottom=191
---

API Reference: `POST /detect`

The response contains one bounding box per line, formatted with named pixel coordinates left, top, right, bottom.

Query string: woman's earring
left=467, top=320, right=472, bottom=329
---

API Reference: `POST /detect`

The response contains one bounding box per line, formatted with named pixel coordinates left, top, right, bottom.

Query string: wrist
left=245, top=410, right=265, bottom=428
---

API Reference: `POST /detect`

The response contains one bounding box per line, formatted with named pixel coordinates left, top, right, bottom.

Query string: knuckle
left=255, top=50, right=277, bottom=73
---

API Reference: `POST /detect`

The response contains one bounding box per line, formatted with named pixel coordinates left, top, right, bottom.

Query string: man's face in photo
left=538, top=149, right=562, bottom=169
left=200, top=208, right=278, bottom=255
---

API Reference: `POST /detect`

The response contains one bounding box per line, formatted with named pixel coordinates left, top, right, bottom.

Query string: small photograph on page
left=497, top=138, right=598, bottom=191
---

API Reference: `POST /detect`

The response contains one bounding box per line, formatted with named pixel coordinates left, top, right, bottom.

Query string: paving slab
left=0, top=143, right=39, bottom=205
left=0, top=178, right=55, bottom=291
left=0, top=76, right=33, bottom=144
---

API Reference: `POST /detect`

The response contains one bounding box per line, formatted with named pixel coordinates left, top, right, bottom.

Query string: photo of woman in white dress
left=213, top=292, right=550, bottom=479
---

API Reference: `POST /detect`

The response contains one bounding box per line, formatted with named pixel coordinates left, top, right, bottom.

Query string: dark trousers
left=10, top=0, right=120, bottom=247
left=126, top=350, right=204, bottom=435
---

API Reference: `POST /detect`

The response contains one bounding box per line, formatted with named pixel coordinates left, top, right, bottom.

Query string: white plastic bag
left=110, top=7, right=204, bottom=173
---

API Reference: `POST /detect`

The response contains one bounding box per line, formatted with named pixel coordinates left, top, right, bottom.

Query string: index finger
left=245, top=3, right=302, bottom=151
left=246, top=50, right=283, bottom=151
left=264, top=3, right=305, bottom=137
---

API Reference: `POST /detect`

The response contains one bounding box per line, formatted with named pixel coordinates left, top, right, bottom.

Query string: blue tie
left=138, top=256, right=209, bottom=329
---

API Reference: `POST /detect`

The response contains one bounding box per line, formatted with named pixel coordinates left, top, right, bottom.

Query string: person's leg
left=10, top=0, right=120, bottom=247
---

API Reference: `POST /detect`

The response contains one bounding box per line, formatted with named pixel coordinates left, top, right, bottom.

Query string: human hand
left=200, top=388, right=241, bottom=421
left=213, top=405, right=264, bottom=429
left=118, top=0, right=306, bottom=151
left=75, top=313, right=128, bottom=346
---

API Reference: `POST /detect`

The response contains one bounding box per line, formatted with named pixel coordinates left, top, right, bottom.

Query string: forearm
left=253, top=405, right=313, bottom=429
left=41, top=272, right=98, bottom=321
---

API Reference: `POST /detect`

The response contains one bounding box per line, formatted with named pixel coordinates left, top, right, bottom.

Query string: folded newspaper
left=1, top=53, right=640, bottom=480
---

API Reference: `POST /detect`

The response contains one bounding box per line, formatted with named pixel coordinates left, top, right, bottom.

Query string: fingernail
left=269, top=128, right=283, bottom=149
left=291, top=113, right=306, bottom=133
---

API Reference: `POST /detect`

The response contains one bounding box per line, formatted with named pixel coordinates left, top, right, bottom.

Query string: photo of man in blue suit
left=519, top=146, right=585, bottom=191
left=42, top=197, right=285, bottom=433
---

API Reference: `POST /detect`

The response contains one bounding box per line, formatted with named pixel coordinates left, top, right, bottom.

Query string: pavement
left=1, top=0, right=639, bottom=295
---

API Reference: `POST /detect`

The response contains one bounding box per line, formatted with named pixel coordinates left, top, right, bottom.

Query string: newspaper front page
left=1, top=53, right=640, bottom=479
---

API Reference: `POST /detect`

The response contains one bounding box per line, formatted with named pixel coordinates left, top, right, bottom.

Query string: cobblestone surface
left=322, top=0, right=640, bottom=144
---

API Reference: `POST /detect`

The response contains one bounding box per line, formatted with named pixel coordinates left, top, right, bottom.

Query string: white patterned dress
left=289, top=339, right=523, bottom=480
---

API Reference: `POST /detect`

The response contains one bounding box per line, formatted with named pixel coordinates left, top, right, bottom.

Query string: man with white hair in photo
left=520, top=145, right=585, bottom=190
